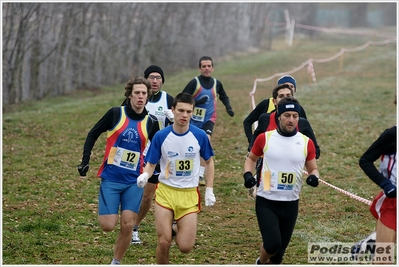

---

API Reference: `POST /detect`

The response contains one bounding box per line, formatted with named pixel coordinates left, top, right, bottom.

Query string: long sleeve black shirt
left=243, top=97, right=307, bottom=144
left=359, top=126, right=397, bottom=186
left=182, top=75, right=232, bottom=109
left=81, top=104, right=160, bottom=165
left=249, top=111, right=320, bottom=159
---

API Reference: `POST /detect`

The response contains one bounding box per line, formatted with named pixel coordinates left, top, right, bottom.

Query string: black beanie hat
left=144, top=65, right=165, bottom=84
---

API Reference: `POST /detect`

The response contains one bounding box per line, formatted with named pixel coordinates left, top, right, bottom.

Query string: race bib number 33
left=175, top=159, right=193, bottom=177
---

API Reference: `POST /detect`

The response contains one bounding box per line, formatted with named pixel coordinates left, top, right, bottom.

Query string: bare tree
left=2, top=2, right=392, bottom=105
left=3, top=3, right=40, bottom=104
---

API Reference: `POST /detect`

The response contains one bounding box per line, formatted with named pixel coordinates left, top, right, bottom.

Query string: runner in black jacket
left=182, top=56, right=234, bottom=186
left=77, top=76, right=160, bottom=265
left=357, top=125, right=396, bottom=264
left=249, top=110, right=320, bottom=159
left=243, top=75, right=307, bottom=145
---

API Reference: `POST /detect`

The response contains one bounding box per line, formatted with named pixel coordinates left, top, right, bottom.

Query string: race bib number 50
left=270, top=171, right=296, bottom=191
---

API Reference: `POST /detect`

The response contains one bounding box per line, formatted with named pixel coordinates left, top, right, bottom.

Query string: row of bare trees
left=3, top=2, right=277, bottom=105
left=2, top=3, right=395, bottom=105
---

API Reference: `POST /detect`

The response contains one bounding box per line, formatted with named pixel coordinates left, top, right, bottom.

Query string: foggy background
left=2, top=2, right=396, bottom=105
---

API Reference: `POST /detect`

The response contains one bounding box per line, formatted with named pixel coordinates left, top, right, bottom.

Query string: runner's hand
left=205, top=187, right=216, bottom=206
left=380, top=179, right=396, bottom=198
left=243, top=171, right=256, bottom=188
left=78, top=163, right=89, bottom=176
left=306, top=174, right=319, bottom=187
left=164, top=109, right=174, bottom=122
left=137, top=172, right=149, bottom=188
left=226, top=107, right=234, bottom=117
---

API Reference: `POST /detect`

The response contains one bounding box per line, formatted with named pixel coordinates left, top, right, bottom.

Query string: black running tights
left=255, top=196, right=299, bottom=264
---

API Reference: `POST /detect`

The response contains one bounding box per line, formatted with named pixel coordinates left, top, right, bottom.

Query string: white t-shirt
left=252, top=129, right=316, bottom=201
left=145, top=125, right=214, bottom=188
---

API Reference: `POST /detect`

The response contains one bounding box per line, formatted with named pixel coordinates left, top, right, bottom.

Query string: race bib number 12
left=108, top=147, right=140, bottom=171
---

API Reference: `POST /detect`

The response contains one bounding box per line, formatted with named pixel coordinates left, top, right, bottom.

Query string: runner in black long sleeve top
left=243, top=97, right=307, bottom=144
left=77, top=77, right=160, bottom=265
left=357, top=125, right=396, bottom=258
left=81, top=103, right=159, bottom=167
left=183, top=75, right=233, bottom=112
left=352, top=96, right=397, bottom=260
left=359, top=126, right=396, bottom=186
left=243, top=75, right=307, bottom=145
left=249, top=111, right=320, bottom=159
left=182, top=56, right=234, bottom=186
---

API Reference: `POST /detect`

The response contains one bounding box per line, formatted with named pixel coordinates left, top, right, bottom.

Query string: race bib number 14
left=192, top=107, right=206, bottom=122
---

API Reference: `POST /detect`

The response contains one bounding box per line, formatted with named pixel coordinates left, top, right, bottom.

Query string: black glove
left=226, top=108, right=234, bottom=117
left=243, top=171, right=257, bottom=188
left=306, top=174, right=319, bottom=187
left=78, top=163, right=89, bottom=176
left=195, top=96, right=207, bottom=105
left=379, top=179, right=396, bottom=198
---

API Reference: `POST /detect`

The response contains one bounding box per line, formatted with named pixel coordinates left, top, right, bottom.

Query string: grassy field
left=2, top=31, right=397, bottom=265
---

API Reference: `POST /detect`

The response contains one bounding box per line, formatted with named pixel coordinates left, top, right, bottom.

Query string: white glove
left=164, top=109, right=174, bottom=122
left=205, top=187, right=216, bottom=206
left=137, top=172, right=149, bottom=188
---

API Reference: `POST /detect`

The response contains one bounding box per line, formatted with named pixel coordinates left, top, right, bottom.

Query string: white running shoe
left=351, top=231, right=376, bottom=256
left=131, top=229, right=141, bottom=245
left=110, top=258, right=120, bottom=265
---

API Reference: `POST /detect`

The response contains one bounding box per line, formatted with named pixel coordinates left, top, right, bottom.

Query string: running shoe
left=131, top=229, right=141, bottom=245
left=351, top=231, right=376, bottom=256
left=110, top=258, right=120, bottom=265
left=172, top=220, right=177, bottom=237
left=199, top=176, right=206, bottom=186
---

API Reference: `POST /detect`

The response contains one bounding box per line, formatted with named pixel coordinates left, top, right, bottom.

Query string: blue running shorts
left=98, top=179, right=143, bottom=215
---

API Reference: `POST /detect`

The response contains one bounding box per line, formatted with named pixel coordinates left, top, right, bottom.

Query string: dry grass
left=2, top=33, right=396, bottom=264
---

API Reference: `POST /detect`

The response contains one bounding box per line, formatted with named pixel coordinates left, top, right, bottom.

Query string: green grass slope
left=2, top=34, right=397, bottom=264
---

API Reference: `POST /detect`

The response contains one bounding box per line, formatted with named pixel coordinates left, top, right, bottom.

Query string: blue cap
left=277, top=75, right=296, bottom=91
